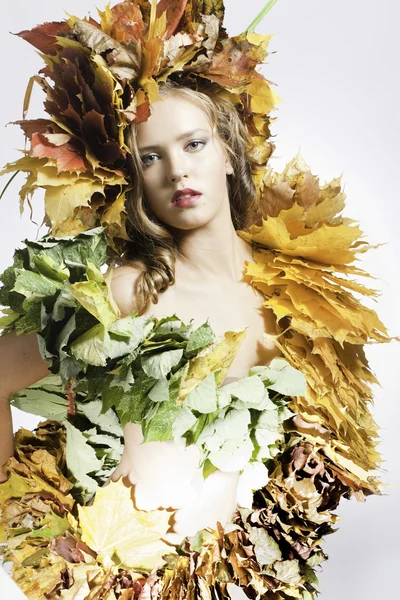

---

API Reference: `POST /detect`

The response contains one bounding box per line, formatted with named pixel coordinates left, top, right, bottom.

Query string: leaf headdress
left=2, top=0, right=280, bottom=253
left=0, top=2, right=397, bottom=599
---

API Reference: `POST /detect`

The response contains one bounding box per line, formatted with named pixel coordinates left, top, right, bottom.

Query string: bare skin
left=109, top=237, right=280, bottom=543
left=0, top=91, right=281, bottom=545
left=107, top=92, right=281, bottom=542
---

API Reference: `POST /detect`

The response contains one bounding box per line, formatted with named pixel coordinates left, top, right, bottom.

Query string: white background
left=0, top=1, right=399, bottom=598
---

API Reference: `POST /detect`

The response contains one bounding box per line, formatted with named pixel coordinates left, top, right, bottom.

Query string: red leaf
left=110, top=1, right=146, bottom=43
left=31, top=132, right=87, bottom=173
left=53, top=532, right=86, bottom=563
left=135, top=96, right=151, bottom=124
left=16, top=21, right=71, bottom=55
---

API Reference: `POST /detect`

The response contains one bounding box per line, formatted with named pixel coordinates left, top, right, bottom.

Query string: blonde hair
left=121, top=81, right=259, bottom=315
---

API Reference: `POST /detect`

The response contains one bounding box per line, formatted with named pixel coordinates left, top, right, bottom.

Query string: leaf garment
left=0, top=155, right=395, bottom=599
left=0, top=1, right=396, bottom=599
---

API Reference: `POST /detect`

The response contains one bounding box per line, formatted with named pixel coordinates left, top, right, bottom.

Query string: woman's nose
left=166, top=153, right=189, bottom=183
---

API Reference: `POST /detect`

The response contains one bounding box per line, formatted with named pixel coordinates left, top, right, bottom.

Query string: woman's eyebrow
left=138, top=129, right=210, bottom=152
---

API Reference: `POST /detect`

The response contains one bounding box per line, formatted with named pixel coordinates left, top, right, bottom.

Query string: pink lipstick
left=172, top=188, right=202, bottom=207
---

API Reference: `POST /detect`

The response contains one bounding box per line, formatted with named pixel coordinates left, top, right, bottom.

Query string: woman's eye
left=141, top=154, right=158, bottom=167
left=187, top=140, right=206, bottom=151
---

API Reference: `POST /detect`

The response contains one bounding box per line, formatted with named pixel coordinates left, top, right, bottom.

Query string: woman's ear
left=225, top=159, right=234, bottom=175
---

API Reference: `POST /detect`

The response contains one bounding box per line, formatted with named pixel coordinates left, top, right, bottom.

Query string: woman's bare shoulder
left=110, top=263, right=142, bottom=317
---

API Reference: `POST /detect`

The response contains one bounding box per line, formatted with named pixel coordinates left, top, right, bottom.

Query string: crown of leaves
left=1, top=0, right=281, bottom=253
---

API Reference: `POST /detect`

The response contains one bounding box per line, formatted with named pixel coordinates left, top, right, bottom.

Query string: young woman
left=0, top=82, right=280, bottom=544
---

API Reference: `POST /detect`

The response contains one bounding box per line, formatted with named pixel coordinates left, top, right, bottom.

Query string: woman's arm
left=0, top=331, right=51, bottom=481
left=0, top=264, right=141, bottom=483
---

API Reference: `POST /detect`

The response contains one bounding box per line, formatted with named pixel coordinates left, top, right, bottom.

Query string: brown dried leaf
left=260, top=180, right=295, bottom=217
left=99, top=1, right=146, bottom=43
left=205, top=34, right=267, bottom=88
left=156, top=0, right=188, bottom=40
left=71, top=19, right=141, bottom=80
left=16, top=21, right=71, bottom=54
left=190, top=0, right=225, bottom=23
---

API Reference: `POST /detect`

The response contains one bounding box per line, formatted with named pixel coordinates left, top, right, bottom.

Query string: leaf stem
left=0, top=171, right=20, bottom=202
left=147, top=0, right=158, bottom=41
left=243, top=0, right=279, bottom=34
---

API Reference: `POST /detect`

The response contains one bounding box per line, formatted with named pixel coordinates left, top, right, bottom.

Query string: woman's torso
left=113, top=244, right=280, bottom=543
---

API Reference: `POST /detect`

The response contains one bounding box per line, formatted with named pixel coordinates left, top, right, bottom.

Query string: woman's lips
left=171, top=188, right=202, bottom=207
left=172, top=194, right=202, bottom=208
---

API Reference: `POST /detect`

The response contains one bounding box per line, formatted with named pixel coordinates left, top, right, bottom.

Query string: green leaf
left=0, top=308, right=19, bottom=329
left=185, top=321, right=215, bottom=355
left=153, top=315, right=192, bottom=341
left=147, top=375, right=169, bottom=403
left=141, top=348, right=183, bottom=379
left=172, top=406, right=197, bottom=440
left=83, top=432, right=124, bottom=460
left=51, top=287, right=77, bottom=321
left=86, top=261, right=105, bottom=284
left=251, top=358, right=307, bottom=396
left=247, top=526, right=282, bottom=565
left=110, top=370, right=157, bottom=427
left=208, top=436, right=254, bottom=472
left=0, top=264, right=20, bottom=307
left=109, top=314, right=148, bottom=342
left=12, top=269, right=63, bottom=298
left=302, top=564, right=320, bottom=586
left=273, top=559, right=301, bottom=585
left=15, top=299, right=42, bottom=335
left=202, top=458, right=218, bottom=479
left=69, top=280, right=119, bottom=328
left=35, top=513, right=70, bottom=538
left=184, top=371, right=218, bottom=414
left=64, top=420, right=104, bottom=494
left=220, top=375, right=266, bottom=406
left=11, top=385, right=67, bottom=421
left=33, top=254, right=70, bottom=282
left=200, top=408, right=251, bottom=450
left=254, top=407, right=280, bottom=431
left=306, top=551, right=326, bottom=568
left=70, top=323, right=109, bottom=366
left=254, top=427, right=281, bottom=454
left=80, top=399, right=122, bottom=438
left=25, top=228, right=108, bottom=273
left=198, top=408, right=254, bottom=471
left=142, top=398, right=181, bottom=442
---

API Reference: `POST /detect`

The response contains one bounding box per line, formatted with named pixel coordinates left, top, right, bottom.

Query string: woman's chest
left=148, top=279, right=279, bottom=379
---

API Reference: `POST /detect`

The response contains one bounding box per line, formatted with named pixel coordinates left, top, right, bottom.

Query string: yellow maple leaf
left=78, top=478, right=172, bottom=571
left=12, top=557, right=66, bottom=599
left=246, top=32, right=273, bottom=49
left=236, top=152, right=397, bottom=492
left=178, top=328, right=247, bottom=403
left=0, top=457, right=74, bottom=510
left=246, top=78, right=282, bottom=114
left=100, top=191, right=130, bottom=243
left=44, top=181, right=105, bottom=228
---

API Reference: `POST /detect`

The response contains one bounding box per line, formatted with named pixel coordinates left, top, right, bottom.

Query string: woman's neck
left=172, top=205, right=253, bottom=286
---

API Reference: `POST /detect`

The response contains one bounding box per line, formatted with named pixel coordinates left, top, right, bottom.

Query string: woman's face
left=136, top=93, right=233, bottom=230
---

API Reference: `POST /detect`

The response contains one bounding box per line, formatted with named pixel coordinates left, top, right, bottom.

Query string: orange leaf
left=156, top=0, right=188, bottom=39
left=31, top=133, right=87, bottom=174
left=205, top=35, right=267, bottom=87
left=110, top=1, right=146, bottom=43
